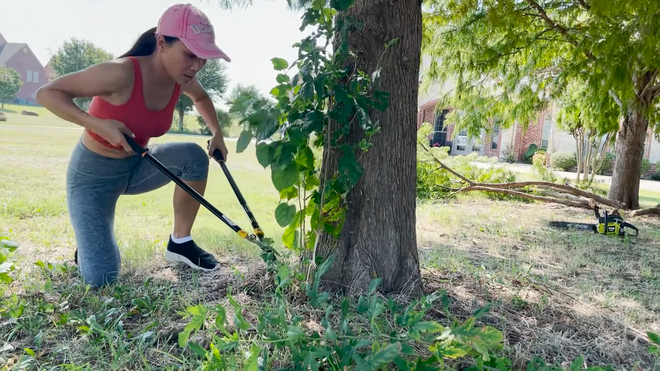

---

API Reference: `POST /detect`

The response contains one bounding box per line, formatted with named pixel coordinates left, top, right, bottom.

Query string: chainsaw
left=548, top=205, right=639, bottom=237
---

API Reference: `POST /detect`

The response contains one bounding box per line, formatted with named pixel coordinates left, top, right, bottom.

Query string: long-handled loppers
left=123, top=134, right=279, bottom=263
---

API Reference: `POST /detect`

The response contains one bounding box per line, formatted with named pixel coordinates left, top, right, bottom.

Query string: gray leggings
left=66, top=140, right=209, bottom=287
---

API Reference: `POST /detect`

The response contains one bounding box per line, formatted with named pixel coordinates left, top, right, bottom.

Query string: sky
left=1, top=0, right=311, bottom=107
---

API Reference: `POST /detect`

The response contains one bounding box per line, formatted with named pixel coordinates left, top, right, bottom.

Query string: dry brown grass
left=417, top=196, right=660, bottom=369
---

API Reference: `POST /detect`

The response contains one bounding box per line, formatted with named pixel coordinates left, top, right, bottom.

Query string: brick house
left=0, top=32, right=46, bottom=105
left=44, top=58, right=56, bottom=82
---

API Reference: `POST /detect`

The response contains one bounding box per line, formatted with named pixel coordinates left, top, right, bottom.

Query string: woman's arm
left=182, top=77, right=221, bottom=136
left=36, top=60, right=132, bottom=129
left=36, top=59, right=136, bottom=152
left=183, top=78, right=229, bottom=160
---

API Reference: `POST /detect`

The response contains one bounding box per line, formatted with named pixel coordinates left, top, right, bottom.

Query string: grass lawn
left=1, top=105, right=660, bottom=369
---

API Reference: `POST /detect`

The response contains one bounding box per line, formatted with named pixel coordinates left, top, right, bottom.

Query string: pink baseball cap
left=156, top=3, right=231, bottom=62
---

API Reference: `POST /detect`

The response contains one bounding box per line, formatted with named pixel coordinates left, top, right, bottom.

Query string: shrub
left=500, top=144, right=516, bottom=163
left=523, top=144, right=538, bottom=163
left=597, top=151, right=615, bottom=175
left=532, top=150, right=547, bottom=166
left=417, top=149, right=518, bottom=201
left=550, top=151, right=577, bottom=171
left=532, top=151, right=556, bottom=182
left=197, top=109, right=233, bottom=136
left=641, top=158, right=651, bottom=177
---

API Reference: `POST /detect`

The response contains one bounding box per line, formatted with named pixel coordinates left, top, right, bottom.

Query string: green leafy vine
left=228, top=0, right=396, bottom=262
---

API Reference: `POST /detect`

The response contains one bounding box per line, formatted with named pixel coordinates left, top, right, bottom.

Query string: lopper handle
left=207, top=140, right=224, bottom=162
left=124, top=134, right=147, bottom=155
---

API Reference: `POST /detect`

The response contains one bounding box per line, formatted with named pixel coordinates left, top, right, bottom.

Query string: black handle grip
left=124, top=133, right=147, bottom=155
left=207, top=140, right=224, bottom=162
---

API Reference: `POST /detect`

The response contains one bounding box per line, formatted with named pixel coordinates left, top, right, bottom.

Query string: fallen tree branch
left=419, top=141, right=625, bottom=211
left=629, top=207, right=660, bottom=218
left=420, top=144, right=474, bottom=185
left=537, top=189, right=589, bottom=203
left=473, top=181, right=627, bottom=210
left=465, top=185, right=593, bottom=209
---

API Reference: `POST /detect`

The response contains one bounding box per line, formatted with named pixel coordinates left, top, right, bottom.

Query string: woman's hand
left=88, top=118, right=135, bottom=153
left=208, top=132, right=229, bottom=162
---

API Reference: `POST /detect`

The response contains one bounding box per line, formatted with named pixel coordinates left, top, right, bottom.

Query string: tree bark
left=608, top=71, right=657, bottom=210
left=608, top=109, right=648, bottom=210
left=317, top=0, right=423, bottom=297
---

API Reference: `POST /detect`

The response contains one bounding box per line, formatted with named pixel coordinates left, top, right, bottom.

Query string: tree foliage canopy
left=0, top=67, right=22, bottom=106
left=49, top=38, right=114, bottom=77
left=421, top=0, right=660, bottom=136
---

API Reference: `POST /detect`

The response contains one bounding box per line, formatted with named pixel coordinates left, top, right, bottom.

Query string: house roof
left=0, top=42, right=28, bottom=66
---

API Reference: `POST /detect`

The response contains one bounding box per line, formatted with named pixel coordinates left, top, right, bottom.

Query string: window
left=26, top=71, right=32, bottom=82
left=541, top=114, right=552, bottom=149
left=491, top=123, right=500, bottom=150
left=431, top=109, right=449, bottom=147
left=32, top=71, right=39, bottom=83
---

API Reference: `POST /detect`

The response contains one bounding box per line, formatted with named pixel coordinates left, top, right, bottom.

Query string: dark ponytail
left=120, top=27, right=178, bottom=58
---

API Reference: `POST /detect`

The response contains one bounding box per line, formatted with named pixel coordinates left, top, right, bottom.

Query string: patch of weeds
left=1, top=196, right=66, bottom=220
left=176, top=257, right=509, bottom=370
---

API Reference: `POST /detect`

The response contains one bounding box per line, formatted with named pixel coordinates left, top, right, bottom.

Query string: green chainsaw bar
left=548, top=205, right=639, bottom=237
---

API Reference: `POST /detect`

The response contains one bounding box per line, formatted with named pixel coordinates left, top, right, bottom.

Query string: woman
left=37, top=3, right=231, bottom=287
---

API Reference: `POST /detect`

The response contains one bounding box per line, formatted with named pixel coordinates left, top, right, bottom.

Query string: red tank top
left=86, top=56, right=181, bottom=149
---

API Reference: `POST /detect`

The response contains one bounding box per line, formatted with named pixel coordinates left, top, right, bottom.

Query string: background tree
left=555, top=80, right=618, bottom=184
left=225, top=0, right=424, bottom=296
left=421, top=0, right=660, bottom=209
left=174, top=59, right=229, bottom=131
left=0, top=67, right=22, bottom=109
left=49, top=38, right=114, bottom=109
left=197, top=108, right=233, bottom=136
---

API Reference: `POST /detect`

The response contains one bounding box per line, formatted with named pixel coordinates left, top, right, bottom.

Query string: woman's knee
left=81, top=267, right=120, bottom=288
left=180, top=142, right=209, bottom=181
left=78, top=253, right=121, bottom=288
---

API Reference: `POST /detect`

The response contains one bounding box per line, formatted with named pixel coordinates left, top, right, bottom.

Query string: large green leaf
left=282, top=225, right=296, bottom=249
left=338, top=145, right=363, bottom=187
left=275, top=203, right=296, bottom=227
left=295, top=146, right=315, bottom=170
left=271, top=57, right=289, bottom=71
left=256, top=142, right=275, bottom=168
left=236, top=130, right=253, bottom=153
left=178, top=304, right=207, bottom=348
left=271, top=162, right=298, bottom=191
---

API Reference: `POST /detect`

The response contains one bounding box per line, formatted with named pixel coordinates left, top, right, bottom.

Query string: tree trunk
left=573, top=131, right=583, bottom=182
left=317, top=0, right=423, bottom=297
left=583, top=130, right=594, bottom=182
left=589, top=133, right=612, bottom=184
left=608, top=109, right=648, bottom=210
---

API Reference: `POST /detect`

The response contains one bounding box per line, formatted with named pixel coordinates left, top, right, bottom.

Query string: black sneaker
left=165, top=237, right=220, bottom=271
